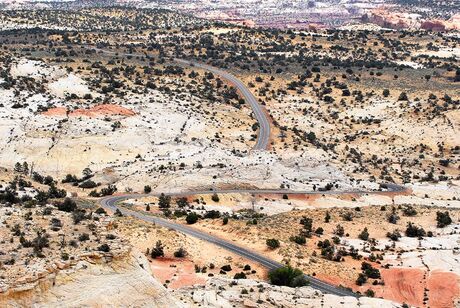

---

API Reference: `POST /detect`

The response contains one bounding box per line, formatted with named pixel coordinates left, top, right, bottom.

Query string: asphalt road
left=174, top=59, right=271, bottom=150
left=88, top=46, right=270, bottom=151
left=90, top=45, right=406, bottom=298
left=99, top=185, right=405, bottom=298
left=100, top=192, right=357, bottom=298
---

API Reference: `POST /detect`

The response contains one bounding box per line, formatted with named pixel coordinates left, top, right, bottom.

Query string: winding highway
left=100, top=193, right=357, bottom=297
left=90, top=46, right=270, bottom=150
left=93, top=45, right=406, bottom=298
left=100, top=185, right=405, bottom=298
left=173, top=59, right=270, bottom=150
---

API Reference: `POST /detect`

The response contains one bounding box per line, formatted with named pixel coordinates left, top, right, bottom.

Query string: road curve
left=100, top=185, right=405, bottom=298
left=174, top=59, right=270, bottom=151
left=89, top=46, right=270, bottom=151
left=100, top=193, right=357, bottom=298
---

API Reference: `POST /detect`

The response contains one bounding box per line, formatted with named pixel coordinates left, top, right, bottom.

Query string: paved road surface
left=100, top=185, right=405, bottom=298
left=90, top=45, right=407, bottom=298
left=174, top=59, right=270, bottom=150
left=101, top=192, right=358, bottom=298
left=90, top=46, right=270, bottom=151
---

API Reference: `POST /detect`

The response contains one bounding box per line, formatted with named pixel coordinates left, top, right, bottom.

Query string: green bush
left=174, top=247, right=187, bottom=258
left=186, top=212, right=199, bottom=224
left=436, top=211, right=452, bottom=228
left=289, top=235, right=306, bottom=245
left=234, top=272, right=247, bottom=279
left=211, top=193, right=220, bottom=202
left=266, top=238, right=280, bottom=249
left=268, top=266, right=308, bottom=287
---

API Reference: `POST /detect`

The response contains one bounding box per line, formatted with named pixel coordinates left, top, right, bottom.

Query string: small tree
left=405, top=222, right=426, bottom=238
left=144, top=185, right=152, bottom=194
left=186, top=212, right=199, bottom=224
left=324, top=211, right=331, bottom=223
left=398, top=92, right=409, bottom=101
left=266, top=238, right=280, bottom=249
left=176, top=197, right=189, bottom=208
left=268, top=265, right=308, bottom=287
left=334, top=224, right=345, bottom=237
left=158, top=193, right=171, bottom=208
left=234, top=272, right=247, bottom=279
left=56, top=198, right=77, bottom=212
left=356, top=273, right=367, bottom=286
left=114, top=209, right=123, bottom=217
left=290, top=235, right=306, bottom=245
left=174, top=247, right=187, bottom=258
left=22, top=162, right=29, bottom=175
left=14, top=162, right=23, bottom=173
left=358, top=228, right=369, bottom=241
left=436, top=211, right=452, bottom=228
left=82, top=167, right=93, bottom=179
left=151, top=241, right=164, bottom=258
left=211, top=193, right=220, bottom=202
left=98, top=244, right=110, bottom=252
left=300, top=216, right=313, bottom=237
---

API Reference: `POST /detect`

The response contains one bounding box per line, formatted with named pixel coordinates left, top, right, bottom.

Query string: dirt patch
left=427, top=271, right=460, bottom=308
left=375, top=268, right=425, bottom=307
left=72, top=104, right=136, bottom=117
left=42, top=104, right=135, bottom=118
left=149, top=258, right=206, bottom=289
left=41, top=107, right=67, bottom=116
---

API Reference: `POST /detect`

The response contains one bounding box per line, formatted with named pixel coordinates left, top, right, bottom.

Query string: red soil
left=149, top=258, right=205, bottom=289
left=375, top=268, right=425, bottom=307
left=41, top=107, right=67, bottom=116
left=42, top=104, right=135, bottom=118
left=369, top=268, right=460, bottom=308
left=427, top=271, right=460, bottom=308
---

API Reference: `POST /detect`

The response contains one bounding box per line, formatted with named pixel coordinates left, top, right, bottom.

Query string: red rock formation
left=42, top=104, right=135, bottom=118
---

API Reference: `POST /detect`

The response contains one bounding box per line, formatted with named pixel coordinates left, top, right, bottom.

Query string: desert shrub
left=79, top=180, right=97, bottom=189
left=290, top=235, right=306, bottom=245
left=266, top=238, right=280, bottom=249
left=150, top=241, right=164, bottom=258
left=365, top=289, right=375, bottom=297
left=56, top=198, right=77, bottom=212
left=405, top=223, right=426, bottom=238
left=361, top=262, right=380, bottom=279
left=436, top=211, right=452, bottom=228
left=358, top=228, right=369, bottom=241
left=211, top=193, right=220, bottom=202
left=234, top=272, right=247, bottom=279
left=334, top=224, right=345, bottom=236
left=186, top=212, right=199, bottom=224
left=97, top=244, right=110, bottom=252
left=268, top=266, right=308, bottom=287
left=95, top=207, right=107, bottom=215
left=402, top=206, right=417, bottom=217
left=204, top=210, right=221, bottom=219
left=315, top=227, right=324, bottom=235
left=386, top=230, right=401, bottom=241
left=174, top=247, right=187, bottom=258
left=79, top=233, right=90, bottom=241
